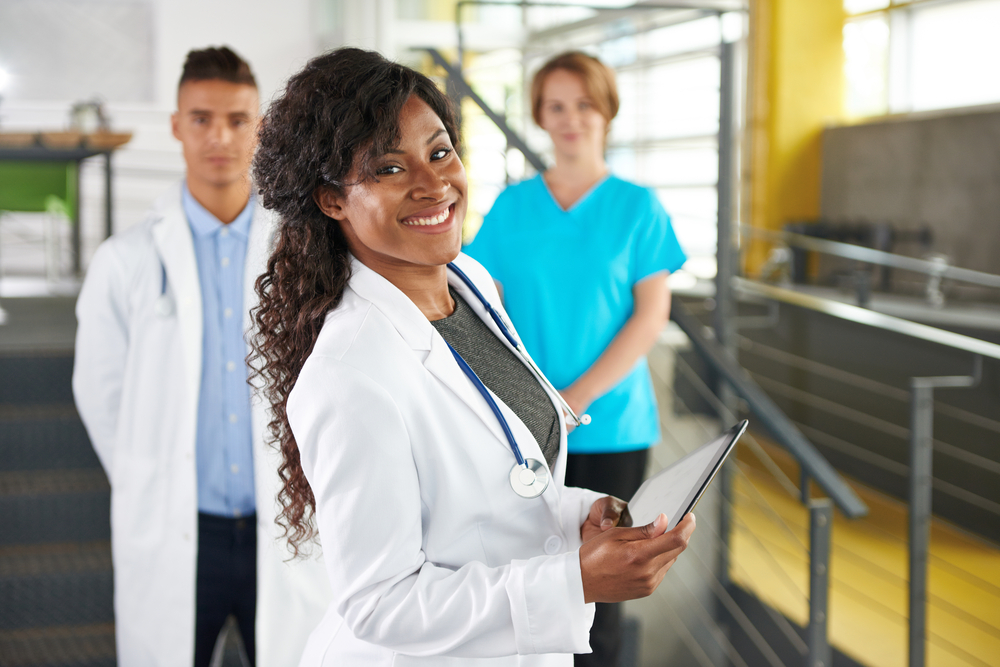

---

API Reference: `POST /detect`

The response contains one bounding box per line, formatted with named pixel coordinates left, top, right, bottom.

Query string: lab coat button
left=544, top=535, right=562, bottom=555
left=183, top=533, right=191, bottom=541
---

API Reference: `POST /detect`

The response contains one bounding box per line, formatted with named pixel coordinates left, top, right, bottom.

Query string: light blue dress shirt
left=183, top=185, right=256, bottom=517
left=465, top=174, right=687, bottom=454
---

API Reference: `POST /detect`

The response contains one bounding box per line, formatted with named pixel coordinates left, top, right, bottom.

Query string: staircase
left=0, top=349, right=116, bottom=667
left=0, top=295, right=254, bottom=667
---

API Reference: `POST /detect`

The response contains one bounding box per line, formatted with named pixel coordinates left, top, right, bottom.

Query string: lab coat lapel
left=151, top=184, right=203, bottom=407
left=347, top=259, right=512, bottom=455
left=242, top=204, right=275, bottom=353
left=422, top=335, right=513, bottom=454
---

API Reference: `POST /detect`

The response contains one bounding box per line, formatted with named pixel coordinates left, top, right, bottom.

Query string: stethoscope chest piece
left=509, top=459, right=549, bottom=498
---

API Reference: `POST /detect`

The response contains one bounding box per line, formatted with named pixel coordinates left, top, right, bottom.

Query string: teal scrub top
left=464, top=174, right=687, bottom=454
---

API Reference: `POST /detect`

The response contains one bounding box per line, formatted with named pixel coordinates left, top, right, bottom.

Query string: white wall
left=1, top=0, right=319, bottom=274
left=153, top=0, right=319, bottom=109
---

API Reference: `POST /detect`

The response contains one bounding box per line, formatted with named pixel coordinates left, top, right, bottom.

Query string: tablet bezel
left=667, top=419, right=748, bottom=530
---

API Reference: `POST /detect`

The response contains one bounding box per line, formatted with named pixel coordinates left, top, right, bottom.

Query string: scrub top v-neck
left=464, top=173, right=687, bottom=454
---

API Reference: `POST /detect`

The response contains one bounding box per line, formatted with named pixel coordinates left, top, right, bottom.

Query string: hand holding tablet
left=628, top=420, right=748, bottom=530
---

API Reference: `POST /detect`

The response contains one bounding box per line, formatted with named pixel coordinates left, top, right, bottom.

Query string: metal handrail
left=742, top=225, right=1000, bottom=290
left=453, top=0, right=740, bottom=65
left=670, top=300, right=869, bottom=518
left=735, top=278, right=1000, bottom=361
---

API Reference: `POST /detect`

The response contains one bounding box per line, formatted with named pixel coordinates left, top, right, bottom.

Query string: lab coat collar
left=347, top=257, right=438, bottom=351
left=147, top=181, right=275, bottom=410
left=346, top=257, right=512, bottom=451
left=150, top=182, right=203, bottom=405
left=346, top=255, right=566, bottom=507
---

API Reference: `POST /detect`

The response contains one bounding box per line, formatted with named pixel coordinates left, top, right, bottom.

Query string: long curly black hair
left=250, top=48, right=459, bottom=555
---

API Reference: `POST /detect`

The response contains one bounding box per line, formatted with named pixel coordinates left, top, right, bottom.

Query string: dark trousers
left=565, top=449, right=649, bottom=667
left=194, top=513, right=257, bottom=667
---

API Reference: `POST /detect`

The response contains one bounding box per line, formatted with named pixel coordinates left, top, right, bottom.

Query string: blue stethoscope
left=154, top=261, right=174, bottom=317
left=446, top=263, right=590, bottom=499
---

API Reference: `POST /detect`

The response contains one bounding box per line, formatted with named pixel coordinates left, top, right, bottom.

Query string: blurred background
left=0, top=1, right=998, bottom=666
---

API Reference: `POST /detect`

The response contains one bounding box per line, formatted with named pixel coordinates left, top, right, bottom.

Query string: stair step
left=0, top=356, right=75, bottom=406
left=0, top=542, right=112, bottom=579
left=0, top=406, right=98, bottom=472
left=0, top=623, right=115, bottom=667
left=0, top=471, right=110, bottom=546
left=0, top=543, right=113, bottom=632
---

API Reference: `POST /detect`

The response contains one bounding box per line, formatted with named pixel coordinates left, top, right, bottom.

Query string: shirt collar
left=182, top=182, right=254, bottom=240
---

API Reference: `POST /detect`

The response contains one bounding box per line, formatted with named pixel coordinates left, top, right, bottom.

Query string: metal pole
left=807, top=499, right=833, bottom=667
left=907, top=381, right=933, bottom=667
left=713, top=39, right=736, bottom=353
left=713, top=38, right=737, bottom=586
left=104, top=151, right=113, bottom=239
left=907, top=359, right=980, bottom=667
left=72, top=159, right=82, bottom=277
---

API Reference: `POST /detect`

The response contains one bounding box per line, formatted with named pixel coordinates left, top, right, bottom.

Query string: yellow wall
left=745, top=0, right=846, bottom=274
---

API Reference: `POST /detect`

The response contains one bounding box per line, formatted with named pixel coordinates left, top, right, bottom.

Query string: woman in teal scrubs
left=464, top=51, right=686, bottom=667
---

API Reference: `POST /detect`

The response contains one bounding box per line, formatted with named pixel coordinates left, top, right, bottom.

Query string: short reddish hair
left=530, top=51, right=619, bottom=126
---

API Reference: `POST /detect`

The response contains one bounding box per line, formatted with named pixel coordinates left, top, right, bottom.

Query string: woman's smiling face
left=317, top=95, right=467, bottom=273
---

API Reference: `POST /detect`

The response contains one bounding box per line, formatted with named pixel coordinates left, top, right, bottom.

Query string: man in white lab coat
left=72, top=46, right=329, bottom=667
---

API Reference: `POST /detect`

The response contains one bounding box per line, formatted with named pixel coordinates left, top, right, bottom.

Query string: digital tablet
left=628, top=420, right=748, bottom=531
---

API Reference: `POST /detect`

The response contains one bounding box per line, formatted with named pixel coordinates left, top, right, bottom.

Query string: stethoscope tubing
left=447, top=263, right=588, bottom=428
left=445, top=341, right=527, bottom=467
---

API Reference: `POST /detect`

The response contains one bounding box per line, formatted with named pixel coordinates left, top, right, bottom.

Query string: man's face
left=171, top=79, right=259, bottom=190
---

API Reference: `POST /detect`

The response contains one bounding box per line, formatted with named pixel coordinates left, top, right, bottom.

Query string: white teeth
left=403, top=207, right=450, bottom=226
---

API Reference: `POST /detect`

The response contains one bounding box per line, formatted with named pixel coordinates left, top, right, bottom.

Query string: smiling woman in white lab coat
left=249, top=48, right=696, bottom=667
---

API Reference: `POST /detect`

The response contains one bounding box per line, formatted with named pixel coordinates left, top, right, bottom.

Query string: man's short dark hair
left=179, top=46, right=257, bottom=90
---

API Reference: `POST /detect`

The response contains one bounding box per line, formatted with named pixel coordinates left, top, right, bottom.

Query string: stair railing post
left=807, top=499, right=832, bottom=667
left=907, top=357, right=981, bottom=667
left=714, top=37, right=738, bottom=589
left=907, top=379, right=933, bottom=667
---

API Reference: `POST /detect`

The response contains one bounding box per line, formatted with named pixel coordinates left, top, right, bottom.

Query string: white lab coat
left=290, top=254, right=604, bottom=666
left=72, top=183, right=331, bottom=667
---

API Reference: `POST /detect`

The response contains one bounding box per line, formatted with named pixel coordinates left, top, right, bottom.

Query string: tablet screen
left=628, top=420, right=748, bottom=530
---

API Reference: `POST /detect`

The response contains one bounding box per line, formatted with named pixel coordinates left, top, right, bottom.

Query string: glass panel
left=909, top=0, right=1000, bottom=111
left=843, top=14, right=890, bottom=117
left=656, top=187, right=719, bottom=261
left=396, top=0, right=426, bottom=21
left=844, top=0, right=890, bottom=15
left=639, top=148, right=719, bottom=187
left=644, top=16, right=722, bottom=60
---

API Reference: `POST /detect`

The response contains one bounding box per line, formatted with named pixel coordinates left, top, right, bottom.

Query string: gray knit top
left=430, top=289, right=560, bottom=469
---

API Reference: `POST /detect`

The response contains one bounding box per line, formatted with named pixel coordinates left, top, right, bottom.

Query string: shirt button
left=221, top=227, right=230, bottom=237
left=221, top=257, right=230, bottom=268
left=233, top=509, right=242, bottom=518
left=226, top=361, right=236, bottom=372
left=544, top=535, right=563, bottom=555
left=229, top=413, right=238, bottom=423
left=231, top=464, right=239, bottom=474
left=224, top=307, right=233, bottom=319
